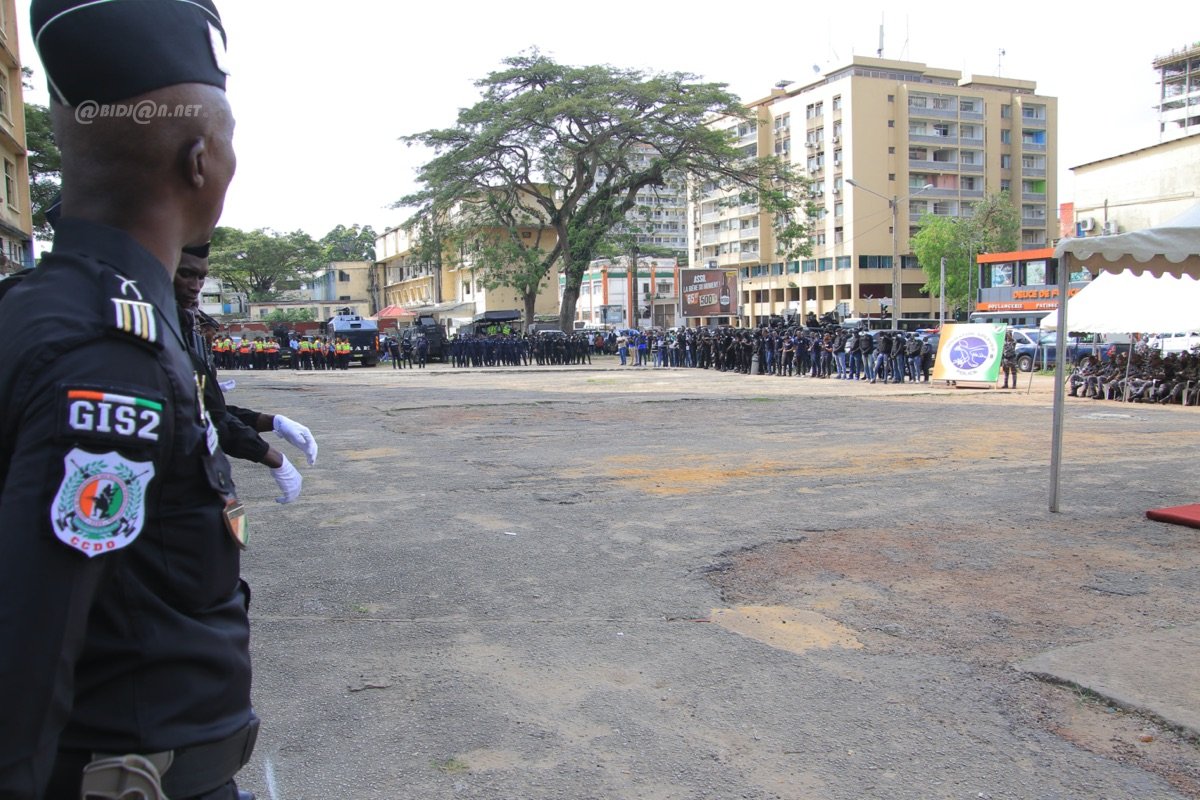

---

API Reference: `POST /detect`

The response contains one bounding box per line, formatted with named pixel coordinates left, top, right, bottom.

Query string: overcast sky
left=18, top=0, right=1190, bottom=240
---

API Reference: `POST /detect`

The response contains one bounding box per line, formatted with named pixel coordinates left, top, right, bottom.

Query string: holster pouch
left=80, top=752, right=173, bottom=800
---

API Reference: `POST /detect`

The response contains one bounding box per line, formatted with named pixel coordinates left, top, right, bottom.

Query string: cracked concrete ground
left=222, top=362, right=1200, bottom=799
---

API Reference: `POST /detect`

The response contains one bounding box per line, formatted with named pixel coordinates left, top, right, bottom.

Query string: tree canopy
left=911, top=192, right=1021, bottom=316
left=398, top=51, right=812, bottom=330
left=23, top=69, right=60, bottom=242
left=207, top=227, right=324, bottom=301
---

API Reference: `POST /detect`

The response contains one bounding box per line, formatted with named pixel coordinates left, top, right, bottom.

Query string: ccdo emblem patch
left=52, top=448, right=155, bottom=557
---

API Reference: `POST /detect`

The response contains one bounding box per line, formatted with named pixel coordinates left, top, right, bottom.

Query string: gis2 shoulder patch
left=60, top=385, right=165, bottom=446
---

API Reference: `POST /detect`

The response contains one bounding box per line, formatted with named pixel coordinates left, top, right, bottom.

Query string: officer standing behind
left=0, top=2, right=259, bottom=799
left=176, top=251, right=318, bottom=497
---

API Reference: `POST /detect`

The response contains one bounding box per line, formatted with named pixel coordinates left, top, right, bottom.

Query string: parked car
left=1010, top=329, right=1128, bottom=372
left=1147, top=332, right=1200, bottom=354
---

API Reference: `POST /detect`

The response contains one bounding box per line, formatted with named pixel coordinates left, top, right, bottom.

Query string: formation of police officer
left=211, top=334, right=283, bottom=370
left=445, top=332, right=596, bottom=367
left=0, top=2, right=261, bottom=798
left=1068, top=346, right=1200, bottom=404
left=288, top=336, right=354, bottom=370
left=616, top=323, right=935, bottom=383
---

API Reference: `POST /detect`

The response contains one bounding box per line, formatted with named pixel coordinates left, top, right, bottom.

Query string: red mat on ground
left=1146, top=504, right=1200, bottom=528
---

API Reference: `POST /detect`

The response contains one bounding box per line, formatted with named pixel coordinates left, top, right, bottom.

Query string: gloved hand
left=219, top=379, right=236, bottom=392
left=273, top=414, right=318, bottom=465
left=270, top=454, right=302, bottom=504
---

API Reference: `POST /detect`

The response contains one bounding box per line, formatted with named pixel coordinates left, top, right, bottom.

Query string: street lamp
left=846, top=178, right=934, bottom=329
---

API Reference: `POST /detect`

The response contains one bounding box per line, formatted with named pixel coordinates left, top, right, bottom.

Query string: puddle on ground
left=709, top=604, right=863, bottom=654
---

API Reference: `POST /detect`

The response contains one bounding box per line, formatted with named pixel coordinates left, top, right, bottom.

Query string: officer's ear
left=184, top=137, right=209, bottom=190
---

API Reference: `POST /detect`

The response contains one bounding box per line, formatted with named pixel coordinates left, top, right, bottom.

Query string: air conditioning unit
left=1077, top=217, right=1095, bottom=232
left=831, top=135, right=840, bottom=144
left=805, top=141, right=817, bottom=149
left=1102, top=220, right=1120, bottom=235
left=832, top=186, right=841, bottom=195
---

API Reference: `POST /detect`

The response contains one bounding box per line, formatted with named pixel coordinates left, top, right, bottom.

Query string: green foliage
left=398, top=50, right=812, bottom=330
left=24, top=69, right=61, bottom=242
left=262, top=308, right=315, bottom=323
left=912, top=192, right=1021, bottom=313
left=320, top=224, right=377, bottom=262
left=208, top=227, right=324, bottom=301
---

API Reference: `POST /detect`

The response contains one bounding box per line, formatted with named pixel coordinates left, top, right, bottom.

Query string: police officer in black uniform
left=176, top=250, right=317, bottom=496
left=0, top=2, right=258, bottom=798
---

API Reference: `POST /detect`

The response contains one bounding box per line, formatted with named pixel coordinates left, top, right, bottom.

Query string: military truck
left=323, top=308, right=380, bottom=367
left=399, top=314, right=448, bottom=362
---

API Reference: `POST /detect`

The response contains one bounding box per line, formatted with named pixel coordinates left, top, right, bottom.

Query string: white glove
left=270, top=454, right=302, bottom=504
left=273, top=414, right=318, bottom=465
left=219, top=379, right=236, bottom=392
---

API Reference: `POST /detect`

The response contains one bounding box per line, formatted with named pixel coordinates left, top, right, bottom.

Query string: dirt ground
left=705, top=519, right=1200, bottom=796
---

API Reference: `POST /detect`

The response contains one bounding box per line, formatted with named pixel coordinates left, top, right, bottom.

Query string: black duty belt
left=95, top=716, right=259, bottom=799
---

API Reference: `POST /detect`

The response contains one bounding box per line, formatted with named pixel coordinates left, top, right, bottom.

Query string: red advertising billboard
left=680, top=269, right=738, bottom=317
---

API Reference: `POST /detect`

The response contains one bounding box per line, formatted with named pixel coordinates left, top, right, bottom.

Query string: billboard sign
left=680, top=269, right=738, bottom=317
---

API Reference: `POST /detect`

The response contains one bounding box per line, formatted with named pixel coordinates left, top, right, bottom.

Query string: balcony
left=739, top=251, right=761, bottom=263
left=907, top=104, right=958, bottom=120
left=909, top=158, right=958, bottom=172
left=959, top=162, right=984, bottom=174
left=1021, top=167, right=1047, bottom=178
left=959, top=109, right=985, bottom=122
left=909, top=133, right=960, bottom=146
left=1022, top=192, right=1047, bottom=202
left=1021, top=141, right=1047, bottom=153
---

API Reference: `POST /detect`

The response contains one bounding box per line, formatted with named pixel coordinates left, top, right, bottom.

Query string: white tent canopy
left=1048, top=203, right=1200, bottom=512
left=1052, top=203, right=1200, bottom=277
left=1039, top=269, right=1200, bottom=333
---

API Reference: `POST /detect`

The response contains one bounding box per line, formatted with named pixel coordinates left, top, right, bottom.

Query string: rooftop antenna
left=877, top=16, right=884, bottom=58
left=997, top=48, right=1006, bottom=75
left=900, top=16, right=909, bottom=60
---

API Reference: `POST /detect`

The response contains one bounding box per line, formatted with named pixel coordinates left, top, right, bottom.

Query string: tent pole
left=1049, top=254, right=1070, bottom=513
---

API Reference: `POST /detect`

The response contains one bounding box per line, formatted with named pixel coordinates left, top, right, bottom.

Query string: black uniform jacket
left=178, top=306, right=270, bottom=465
left=0, top=219, right=252, bottom=799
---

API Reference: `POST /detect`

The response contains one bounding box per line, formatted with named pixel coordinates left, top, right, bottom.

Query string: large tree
left=23, top=68, right=60, bottom=242
left=912, top=192, right=1021, bottom=316
left=321, top=223, right=377, bottom=263
left=398, top=51, right=811, bottom=331
left=207, top=227, right=324, bottom=301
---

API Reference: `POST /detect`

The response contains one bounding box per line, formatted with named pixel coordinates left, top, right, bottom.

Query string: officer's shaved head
left=52, top=83, right=235, bottom=247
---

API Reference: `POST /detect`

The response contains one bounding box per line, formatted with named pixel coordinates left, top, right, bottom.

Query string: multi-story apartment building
left=373, top=216, right=562, bottom=334
left=0, top=0, right=33, bottom=274
left=688, top=55, right=1057, bottom=327
left=607, top=145, right=689, bottom=261
left=1155, top=42, right=1200, bottom=143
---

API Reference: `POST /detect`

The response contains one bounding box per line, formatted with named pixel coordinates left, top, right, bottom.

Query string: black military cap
left=32, top=0, right=229, bottom=107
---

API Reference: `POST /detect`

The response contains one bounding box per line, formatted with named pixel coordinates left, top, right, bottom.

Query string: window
left=887, top=119, right=895, bottom=127
left=832, top=95, right=842, bottom=111
left=909, top=96, right=928, bottom=109
left=3, top=160, right=15, bottom=210
left=887, top=146, right=894, bottom=155
left=834, top=201, right=844, bottom=217
left=0, top=70, right=9, bottom=120
left=932, top=97, right=952, bottom=110
left=338, top=270, right=351, bottom=282
left=887, top=94, right=894, bottom=103
left=962, top=176, right=979, bottom=191
left=1000, top=154, right=1012, bottom=169
left=932, top=123, right=951, bottom=137
left=1001, top=104, right=1012, bottom=118
left=960, top=99, right=979, bottom=113
left=1000, top=129, right=1011, bottom=144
